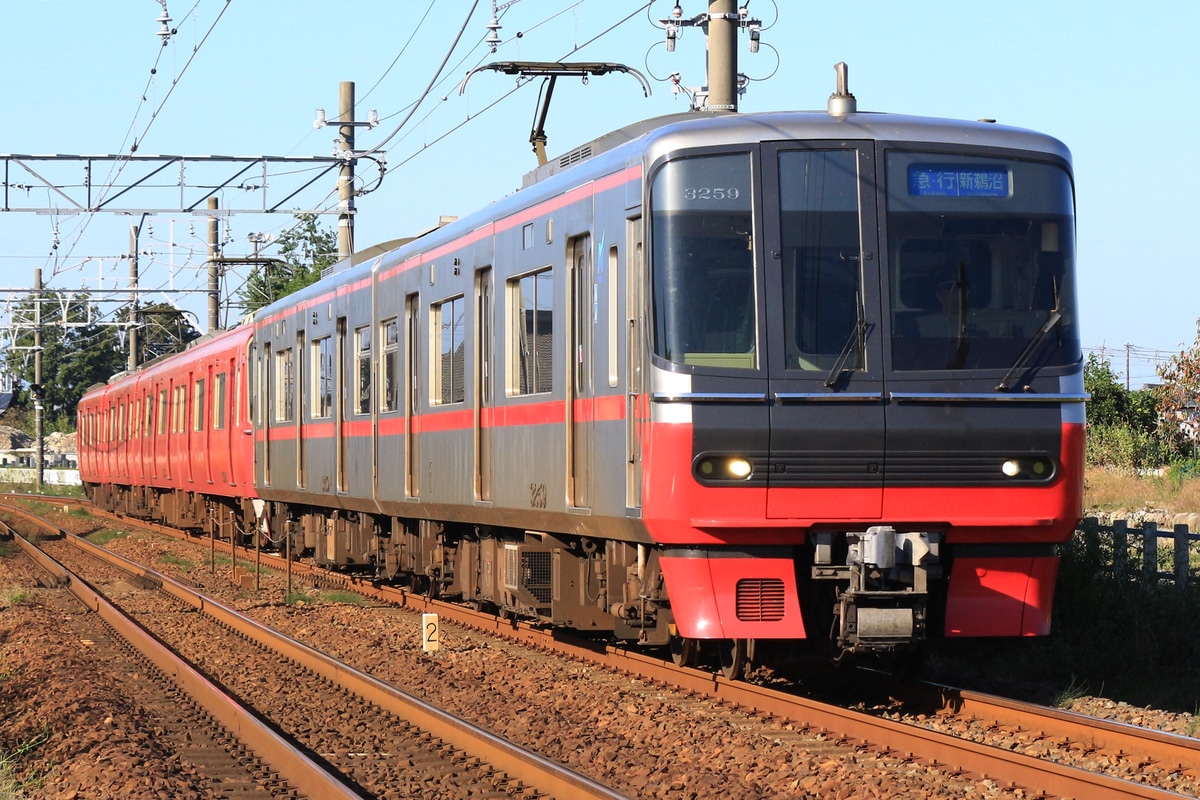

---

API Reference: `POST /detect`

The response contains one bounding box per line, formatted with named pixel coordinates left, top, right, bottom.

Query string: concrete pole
left=337, top=80, right=356, bottom=260
left=707, top=0, right=738, bottom=111
left=33, top=268, right=43, bottom=491
left=128, top=223, right=140, bottom=371
left=208, top=197, right=220, bottom=332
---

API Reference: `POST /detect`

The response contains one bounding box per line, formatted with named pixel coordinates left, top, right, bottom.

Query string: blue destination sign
left=908, top=164, right=1010, bottom=197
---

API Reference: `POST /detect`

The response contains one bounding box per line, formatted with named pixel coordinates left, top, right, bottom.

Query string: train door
left=336, top=317, right=347, bottom=494
left=260, top=344, right=271, bottom=486
left=760, top=142, right=885, bottom=519
left=568, top=233, right=593, bottom=508
left=474, top=267, right=493, bottom=502
left=626, top=218, right=644, bottom=511
left=405, top=293, right=420, bottom=498
left=295, top=330, right=305, bottom=489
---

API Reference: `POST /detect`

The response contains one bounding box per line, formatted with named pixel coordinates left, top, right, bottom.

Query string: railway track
left=1, top=508, right=626, bottom=800
left=3, top=518, right=350, bottom=799
left=4, top=497, right=1199, bottom=799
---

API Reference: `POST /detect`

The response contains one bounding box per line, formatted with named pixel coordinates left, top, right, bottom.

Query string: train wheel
left=717, top=638, right=748, bottom=680
left=669, top=635, right=700, bottom=668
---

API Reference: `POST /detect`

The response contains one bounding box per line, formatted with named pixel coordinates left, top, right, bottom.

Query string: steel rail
left=252, top=548, right=1194, bottom=800
left=933, top=685, right=1200, bottom=778
left=62, top=530, right=631, bottom=800
left=5, top=524, right=365, bottom=800
left=13, top=497, right=1192, bottom=800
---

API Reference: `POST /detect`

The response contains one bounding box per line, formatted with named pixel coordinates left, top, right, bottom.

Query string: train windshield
left=885, top=151, right=1080, bottom=372
left=650, top=152, right=757, bottom=368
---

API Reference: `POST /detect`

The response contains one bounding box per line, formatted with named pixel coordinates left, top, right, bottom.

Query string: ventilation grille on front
left=735, top=578, right=786, bottom=622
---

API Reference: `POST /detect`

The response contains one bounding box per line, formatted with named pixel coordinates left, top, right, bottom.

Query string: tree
left=1083, top=353, right=1164, bottom=469
left=1156, top=319, right=1200, bottom=458
left=238, top=213, right=339, bottom=314
left=1084, top=353, right=1130, bottom=428
left=118, top=302, right=203, bottom=364
left=2, top=291, right=125, bottom=428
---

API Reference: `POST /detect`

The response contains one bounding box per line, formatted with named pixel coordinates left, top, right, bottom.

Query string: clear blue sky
left=3, top=0, right=1196, bottom=387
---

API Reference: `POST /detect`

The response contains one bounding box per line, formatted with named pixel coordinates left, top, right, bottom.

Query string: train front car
left=641, top=109, right=1084, bottom=670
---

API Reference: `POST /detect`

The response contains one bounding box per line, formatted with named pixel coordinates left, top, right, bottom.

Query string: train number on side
left=529, top=482, right=548, bottom=509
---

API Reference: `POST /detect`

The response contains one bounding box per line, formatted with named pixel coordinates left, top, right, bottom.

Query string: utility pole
left=33, top=268, right=43, bottom=491
left=338, top=81, right=356, bottom=260
left=658, top=1, right=762, bottom=112
left=208, top=197, right=221, bottom=332
left=1125, top=343, right=1131, bottom=391
left=128, top=220, right=141, bottom=371
left=315, top=80, right=378, bottom=261
left=706, top=0, right=738, bottom=111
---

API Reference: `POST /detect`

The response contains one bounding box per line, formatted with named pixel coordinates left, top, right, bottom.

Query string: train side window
left=275, top=347, right=295, bottom=421
left=193, top=379, right=206, bottom=432
left=381, top=318, right=399, bottom=412
left=213, top=372, right=227, bottom=430
left=509, top=267, right=553, bottom=395
left=173, top=385, right=186, bottom=434
left=432, top=295, right=465, bottom=405
left=158, top=390, right=168, bottom=435
left=311, top=336, right=333, bottom=419
left=355, top=325, right=372, bottom=414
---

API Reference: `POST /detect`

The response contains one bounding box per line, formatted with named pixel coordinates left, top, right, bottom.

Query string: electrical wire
left=358, top=0, right=481, bottom=158
left=385, top=2, right=652, bottom=174
left=51, top=0, right=235, bottom=285
left=357, top=0, right=441, bottom=106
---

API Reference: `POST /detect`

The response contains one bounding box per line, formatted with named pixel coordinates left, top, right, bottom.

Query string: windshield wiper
left=995, top=308, right=1063, bottom=391
left=825, top=293, right=866, bottom=387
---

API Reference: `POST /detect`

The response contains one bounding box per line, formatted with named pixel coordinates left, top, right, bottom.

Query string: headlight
left=695, top=456, right=755, bottom=482
left=1000, top=457, right=1055, bottom=480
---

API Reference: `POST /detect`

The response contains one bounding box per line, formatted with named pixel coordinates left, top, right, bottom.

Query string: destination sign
left=908, top=164, right=1010, bottom=197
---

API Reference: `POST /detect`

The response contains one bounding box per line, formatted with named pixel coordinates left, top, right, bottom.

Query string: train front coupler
left=812, top=526, right=942, bottom=657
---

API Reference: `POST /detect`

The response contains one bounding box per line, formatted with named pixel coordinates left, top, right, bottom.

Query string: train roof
left=522, top=108, right=1071, bottom=188
left=250, top=106, right=1072, bottom=326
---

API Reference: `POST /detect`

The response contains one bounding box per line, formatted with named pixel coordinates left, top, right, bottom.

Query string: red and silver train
left=79, top=82, right=1085, bottom=675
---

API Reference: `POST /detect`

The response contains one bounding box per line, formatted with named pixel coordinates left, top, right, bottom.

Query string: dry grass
left=1084, top=466, right=1200, bottom=516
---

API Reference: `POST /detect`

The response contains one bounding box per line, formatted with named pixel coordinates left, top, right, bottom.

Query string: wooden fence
left=1076, top=517, right=1200, bottom=590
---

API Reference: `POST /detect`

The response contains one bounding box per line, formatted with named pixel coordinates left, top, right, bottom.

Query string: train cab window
left=381, top=318, right=399, bottom=412
left=777, top=149, right=865, bottom=372
left=510, top=268, right=553, bottom=395
left=885, top=152, right=1080, bottom=371
left=212, top=372, right=226, bottom=430
left=275, top=348, right=295, bottom=421
left=650, top=152, right=757, bottom=369
left=355, top=325, right=372, bottom=414
left=432, top=296, right=465, bottom=405
left=311, top=336, right=334, bottom=418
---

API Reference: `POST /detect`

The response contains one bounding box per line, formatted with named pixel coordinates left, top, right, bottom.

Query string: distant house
left=0, top=426, right=78, bottom=470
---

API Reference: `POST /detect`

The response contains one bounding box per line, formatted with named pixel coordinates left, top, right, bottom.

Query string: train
left=78, top=69, right=1085, bottom=677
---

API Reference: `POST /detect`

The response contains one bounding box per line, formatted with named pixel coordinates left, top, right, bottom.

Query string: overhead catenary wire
left=10, top=1, right=658, bottom=342
left=50, top=0, right=236, bottom=284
